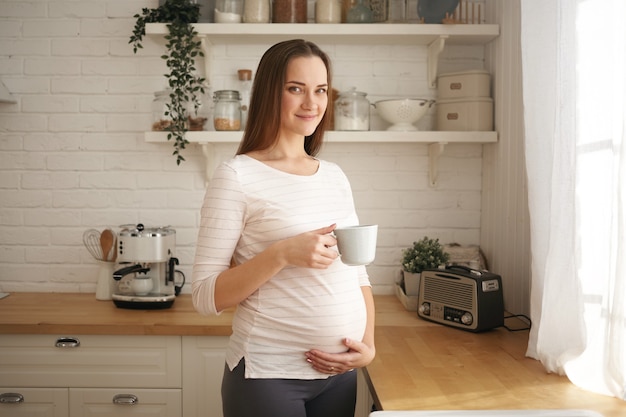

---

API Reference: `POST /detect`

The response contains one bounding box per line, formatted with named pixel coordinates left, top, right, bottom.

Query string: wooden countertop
left=0, top=292, right=234, bottom=336
left=367, top=296, right=626, bottom=417
left=1, top=293, right=624, bottom=416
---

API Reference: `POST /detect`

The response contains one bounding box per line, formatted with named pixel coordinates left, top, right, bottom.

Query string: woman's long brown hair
left=236, top=39, right=332, bottom=157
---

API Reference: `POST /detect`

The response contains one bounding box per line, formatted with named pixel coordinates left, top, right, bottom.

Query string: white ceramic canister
left=316, top=0, right=342, bottom=23
left=95, top=261, right=115, bottom=300
left=243, top=0, right=270, bottom=22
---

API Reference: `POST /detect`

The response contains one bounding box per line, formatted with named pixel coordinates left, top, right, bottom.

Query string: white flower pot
left=403, top=271, right=421, bottom=296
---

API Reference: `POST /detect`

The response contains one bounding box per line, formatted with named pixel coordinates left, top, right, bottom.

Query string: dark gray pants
left=222, top=359, right=357, bottom=417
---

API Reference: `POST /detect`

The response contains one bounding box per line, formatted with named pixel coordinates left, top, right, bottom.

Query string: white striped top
left=192, top=154, right=370, bottom=379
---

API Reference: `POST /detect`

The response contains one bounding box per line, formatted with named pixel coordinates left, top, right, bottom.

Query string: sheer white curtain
left=521, top=0, right=626, bottom=400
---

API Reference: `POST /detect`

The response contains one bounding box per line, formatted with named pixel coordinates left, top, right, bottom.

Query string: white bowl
left=375, top=98, right=435, bottom=131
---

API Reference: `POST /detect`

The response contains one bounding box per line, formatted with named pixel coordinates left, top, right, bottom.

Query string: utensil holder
left=96, top=261, right=114, bottom=300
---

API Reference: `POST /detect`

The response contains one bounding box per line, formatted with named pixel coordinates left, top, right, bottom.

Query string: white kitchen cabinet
left=0, top=333, right=374, bottom=417
left=0, top=388, right=68, bottom=417
left=69, top=388, right=181, bottom=417
left=0, top=334, right=181, bottom=388
left=0, top=335, right=182, bottom=417
left=356, top=368, right=375, bottom=417
left=182, top=336, right=229, bottom=417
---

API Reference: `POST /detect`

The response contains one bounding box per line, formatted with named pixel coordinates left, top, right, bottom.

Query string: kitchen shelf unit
left=146, top=130, right=497, bottom=186
left=144, top=22, right=500, bottom=186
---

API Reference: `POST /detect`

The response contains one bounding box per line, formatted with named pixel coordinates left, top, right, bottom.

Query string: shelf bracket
left=428, top=142, right=447, bottom=187
left=0, top=79, right=16, bottom=104
left=427, top=36, right=447, bottom=89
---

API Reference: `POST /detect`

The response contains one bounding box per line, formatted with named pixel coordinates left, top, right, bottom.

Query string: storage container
left=334, top=88, right=370, bottom=131
left=437, top=70, right=491, bottom=99
left=436, top=97, right=493, bottom=131
left=316, top=0, right=342, bottom=23
left=151, top=89, right=172, bottom=131
left=215, top=0, right=243, bottom=22
left=273, top=0, right=307, bottom=23
left=213, top=90, right=242, bottom=131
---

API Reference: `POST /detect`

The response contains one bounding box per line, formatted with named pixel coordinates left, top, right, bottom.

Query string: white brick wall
left=0, top=0, right=487, bottom=296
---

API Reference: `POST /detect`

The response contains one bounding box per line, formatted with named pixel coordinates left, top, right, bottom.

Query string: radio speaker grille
left=423, top=277, right=473, bottom=309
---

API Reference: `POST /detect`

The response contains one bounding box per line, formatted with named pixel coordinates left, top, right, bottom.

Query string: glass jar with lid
left=213, top=90, right=242, bottom=131
left=273, top=0, right=307, bottom=23
left=215, top=0, right=243, bottom=22
left=334, top=88, right=370, bottom=131
left=152, top=89, right=172, bottom=131
left=346, top=0, right=373, bottom=23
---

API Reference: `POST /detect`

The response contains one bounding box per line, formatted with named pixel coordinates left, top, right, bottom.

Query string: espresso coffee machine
left=111, top=224, right=184, bottom=309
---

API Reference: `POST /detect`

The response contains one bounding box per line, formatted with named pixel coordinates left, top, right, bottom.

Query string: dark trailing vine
left=130, top=0, right=206, bottom=165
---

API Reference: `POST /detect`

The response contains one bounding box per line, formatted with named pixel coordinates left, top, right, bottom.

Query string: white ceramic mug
left=334, top=224, right=378, bottom=266
left=131, top=275, right=153, bottom=296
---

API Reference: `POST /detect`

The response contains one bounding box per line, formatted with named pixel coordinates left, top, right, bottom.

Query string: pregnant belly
left=238, top=293, right=367, bottom=354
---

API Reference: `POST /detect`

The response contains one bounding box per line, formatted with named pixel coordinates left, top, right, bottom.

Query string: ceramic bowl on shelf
left=375, top=98, right=435, bottom=131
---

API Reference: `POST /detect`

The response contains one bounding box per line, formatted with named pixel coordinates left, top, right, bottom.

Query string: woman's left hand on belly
left=305, top=337, right=376, bottom=375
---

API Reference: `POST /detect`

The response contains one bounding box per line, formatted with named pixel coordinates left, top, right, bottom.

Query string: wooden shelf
left=145, top=130, right=497, bottom=144
left=146, top=130, right=497, bottom=187
left=145, top=23, right=499, bottom=46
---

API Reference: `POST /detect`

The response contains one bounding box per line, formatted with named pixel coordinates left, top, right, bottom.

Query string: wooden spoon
left=111, top=235, right=118, bottom=262
left=100, top=229, right=115, bottom=262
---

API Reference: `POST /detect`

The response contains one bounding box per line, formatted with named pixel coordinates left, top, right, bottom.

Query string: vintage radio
left=417, top=265, right=504, bottom=332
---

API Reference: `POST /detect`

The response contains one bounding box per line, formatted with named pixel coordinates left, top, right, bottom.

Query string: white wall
left=0, top=0, right=489, bottom=296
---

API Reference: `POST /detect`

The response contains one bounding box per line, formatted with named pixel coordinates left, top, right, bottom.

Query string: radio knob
left=461, top=312, right=473, bottom=325
left=419, top=302, right=430, bottom=316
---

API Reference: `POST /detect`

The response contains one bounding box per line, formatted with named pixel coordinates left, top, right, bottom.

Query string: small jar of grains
left=152, top=89, right=172, bottom=131
left=213, top=90, right=242, bottom=131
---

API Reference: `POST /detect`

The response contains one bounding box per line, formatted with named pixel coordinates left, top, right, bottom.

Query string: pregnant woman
left=192, top=39, right=376, bottom=417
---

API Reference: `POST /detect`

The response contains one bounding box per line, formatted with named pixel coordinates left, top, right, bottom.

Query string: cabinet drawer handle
left=0, top=392, right=25, bottom=403
left=55, top=337, right=80, bottom=348
left=112, top=394, right=138, bottom=405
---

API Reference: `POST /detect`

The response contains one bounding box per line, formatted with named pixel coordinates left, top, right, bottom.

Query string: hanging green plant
left=130, top=0, right=206, bottom=165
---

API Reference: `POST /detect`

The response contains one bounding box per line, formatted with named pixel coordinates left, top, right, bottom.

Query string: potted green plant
left=401, top=236, right=449, bottom=296
left=130, top=0, right=206, bottom=165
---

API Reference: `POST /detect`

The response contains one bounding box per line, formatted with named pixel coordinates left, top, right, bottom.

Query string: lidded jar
left=346, top=0, right=373, bottom=23
left=243, top=0, right=270, bottom=22
left=213, top=90, right=242, bottom=131
left=215, top=0, right=244, bottom=22
left=273, top=0, right=307, bottom=23
left=152, top=89, right=172, bottom=131
left=316, top=0, right=342, bottom=23
left=334, top=88, right=370, bottom=131
left=237, top=69, right=253, bottom=130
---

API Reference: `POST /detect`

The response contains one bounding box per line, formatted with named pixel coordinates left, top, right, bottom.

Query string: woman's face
left=279, top=56, right=329, bottom=139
